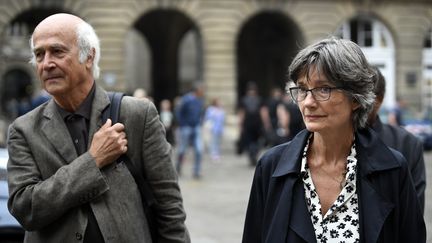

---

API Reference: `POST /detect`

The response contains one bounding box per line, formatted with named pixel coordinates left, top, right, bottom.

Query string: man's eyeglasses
left=289, top=86, right=344, bottom=102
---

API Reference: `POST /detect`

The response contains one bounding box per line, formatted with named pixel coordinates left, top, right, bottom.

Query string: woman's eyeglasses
left=289, top=86, right=344, bottom=102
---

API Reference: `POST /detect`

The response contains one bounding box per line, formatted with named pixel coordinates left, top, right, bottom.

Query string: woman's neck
left=309, top=130, right=354, bottom=166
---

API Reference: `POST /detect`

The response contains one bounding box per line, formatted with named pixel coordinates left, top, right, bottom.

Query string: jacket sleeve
left=140, top=101, right=190, bottom=243
left=242, top=162, right=265, bottom=243
left=395, top=152, right=426, bottom=242
left=7, top=123, right=109, bottom=230
left=408, top=138, right=426, bottom=214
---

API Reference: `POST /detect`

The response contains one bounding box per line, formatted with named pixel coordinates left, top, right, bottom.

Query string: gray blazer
left=7, top=85, right=190, bottom=243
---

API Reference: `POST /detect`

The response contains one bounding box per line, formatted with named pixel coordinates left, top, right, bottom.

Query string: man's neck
left=54, top=81, right=94, bottom=112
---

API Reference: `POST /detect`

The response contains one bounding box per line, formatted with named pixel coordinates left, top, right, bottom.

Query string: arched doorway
left=0, top=8, right=69, bottom=117
left=1, top=69, right=33, bottom=117
left=236, top=11, right=304, bottom=103
left=130, top=9, right=203, bottom=106
left=336, top=16, right=396, bottom=110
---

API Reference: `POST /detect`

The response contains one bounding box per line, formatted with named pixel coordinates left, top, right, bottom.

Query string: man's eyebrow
left=33, top=43, right=69, bottom=53
left=32, top=46, right=43, bottom=53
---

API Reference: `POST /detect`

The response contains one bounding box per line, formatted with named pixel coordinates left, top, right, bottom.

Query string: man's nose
left=41, top=53, right=55, bottom=70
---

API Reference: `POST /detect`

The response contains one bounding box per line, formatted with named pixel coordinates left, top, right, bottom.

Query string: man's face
left=32, top=22, right=91, bottom=97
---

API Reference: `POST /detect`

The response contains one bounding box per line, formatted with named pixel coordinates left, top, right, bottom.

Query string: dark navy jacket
left=371, top=117, right=426, bottom=213
left=242, top=128, right=426, bottom=243
left=177, top=92, right=204, bottom=127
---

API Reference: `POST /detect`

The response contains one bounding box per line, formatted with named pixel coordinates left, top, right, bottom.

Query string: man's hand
left=89, top=119, right=128, bottom=168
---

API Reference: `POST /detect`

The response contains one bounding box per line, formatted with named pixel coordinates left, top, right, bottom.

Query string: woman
left=242, top=38, right=425, bottom=243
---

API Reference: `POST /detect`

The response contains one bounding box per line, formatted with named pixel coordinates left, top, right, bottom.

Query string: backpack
left=102, top=92, right=158, bottom=242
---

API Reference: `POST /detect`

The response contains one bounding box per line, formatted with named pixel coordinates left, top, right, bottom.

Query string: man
left=368, top=67, right=426, bottom=213
left=7, top=13, right=189, bottom=242
left=260, top=87, right=283, bottom=146
left=175, top=83, right=205, bottom=179
left=237, top=82, right=265, bottom=166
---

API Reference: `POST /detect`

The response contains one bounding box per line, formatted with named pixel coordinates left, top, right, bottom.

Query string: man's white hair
left=29, top=21, right=101, bottom=79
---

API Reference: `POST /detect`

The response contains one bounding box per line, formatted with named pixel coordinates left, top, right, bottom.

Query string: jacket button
left=76, top=232, right=83, bottom=240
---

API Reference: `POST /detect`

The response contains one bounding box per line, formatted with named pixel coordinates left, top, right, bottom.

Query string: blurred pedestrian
left=176, top=82, right=205, bottom=179
left=387, top=96, right=406, bottom=126
left=368, top=67, right=426, bottom=214
left=203, top=97, right=225, bottom=162
left=261, top=87, right=284, bottom=146
left=278, top=93, right=305, bottom=141
left=160, top=99, right=175, bottom=145
left=242, top=37, right=425, bottom=243
left=31, top=89, right=51, bottom=108
left=133, top=87, right=153, bottom=102
left=237, top=82, right=265, bottom=166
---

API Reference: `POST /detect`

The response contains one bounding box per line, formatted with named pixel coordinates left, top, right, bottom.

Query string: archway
left=0, top=7, right=70, bottom=117
left=131, top=9, right=203, bottom=107
left=236, top=11, right=304, bottom=103
left=1, top=69, right=33, bottom=117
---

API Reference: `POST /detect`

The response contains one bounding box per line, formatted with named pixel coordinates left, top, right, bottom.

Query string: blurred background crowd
left=0, top=0, right=431, bottom=242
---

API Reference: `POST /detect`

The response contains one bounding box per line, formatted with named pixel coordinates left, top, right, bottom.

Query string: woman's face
left=297, top=68, right=358, bottom=134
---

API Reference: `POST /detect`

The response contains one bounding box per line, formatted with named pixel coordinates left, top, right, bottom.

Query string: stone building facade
left=0, top=0, right=431, bottom=122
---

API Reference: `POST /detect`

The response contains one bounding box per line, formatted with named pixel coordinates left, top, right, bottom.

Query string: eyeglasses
left=289, top=86, right=344, bottom=102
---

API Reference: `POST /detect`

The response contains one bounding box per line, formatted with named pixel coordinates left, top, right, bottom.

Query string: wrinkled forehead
left=296, top=64, right=332, bottom=86
left=32, top=14, right=81, bottom=45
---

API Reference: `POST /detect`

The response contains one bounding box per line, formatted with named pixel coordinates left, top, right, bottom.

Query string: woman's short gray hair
left=29, top=21, right=101, bottom=79
left=288, top=37, right=376, bottom=130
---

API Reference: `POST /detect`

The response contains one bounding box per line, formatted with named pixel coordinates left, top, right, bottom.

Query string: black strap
left=102, top=92, right=124, bottom=124
left=103, top=92, right=158, bottom=242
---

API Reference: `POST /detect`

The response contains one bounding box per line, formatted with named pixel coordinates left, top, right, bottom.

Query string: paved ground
left=178, top=138, right=254, bottom=243
left=178, top=135, right=432, bottom=243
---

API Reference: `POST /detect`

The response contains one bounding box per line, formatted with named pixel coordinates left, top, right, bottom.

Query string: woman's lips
left=305, top=115, right=324, bottom=121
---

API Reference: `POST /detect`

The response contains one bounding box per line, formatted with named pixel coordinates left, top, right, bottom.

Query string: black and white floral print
left=301, top=136, right=359, bottom=243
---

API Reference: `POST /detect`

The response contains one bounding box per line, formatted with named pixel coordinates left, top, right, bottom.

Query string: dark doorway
left=1, top=8, right=69, bottom=117
left=1, top=69, right=33, bottom=117
left=133, top=9, right=202, bottom=106
left=236, top=11, right=304, bottom=103
left=10, top=7, right=67, bottom=33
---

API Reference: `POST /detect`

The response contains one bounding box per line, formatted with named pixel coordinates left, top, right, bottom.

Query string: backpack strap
left=102, top=92, right=124, bottom=124
left=102, top=92, right=158, bottom=241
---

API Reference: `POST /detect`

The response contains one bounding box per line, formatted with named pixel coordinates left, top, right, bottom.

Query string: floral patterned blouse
left=300, top=136, right=360, bottom=243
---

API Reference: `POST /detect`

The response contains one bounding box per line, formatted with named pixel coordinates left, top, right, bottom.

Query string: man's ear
left=85, top=48, right=95, bottom=69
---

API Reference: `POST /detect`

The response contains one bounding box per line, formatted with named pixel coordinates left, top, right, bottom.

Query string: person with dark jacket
left=237, top=82, right=265, bottom=166
left=368, top=67, right=426, bottom=214
left=242, top=37, right=425, bottom=243
left=175, top=83, right=205, bottom=178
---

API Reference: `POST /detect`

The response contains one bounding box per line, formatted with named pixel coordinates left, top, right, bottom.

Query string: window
left=336, top=17, right=390, bottom=48
left=336, top=16, right=395, bottom=110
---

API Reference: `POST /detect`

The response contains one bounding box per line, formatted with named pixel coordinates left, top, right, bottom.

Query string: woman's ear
left=352, top=99, right=361, bottom=111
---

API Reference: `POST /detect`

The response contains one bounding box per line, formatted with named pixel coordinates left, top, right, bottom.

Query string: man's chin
left=44, top=85, right=65, bottom=96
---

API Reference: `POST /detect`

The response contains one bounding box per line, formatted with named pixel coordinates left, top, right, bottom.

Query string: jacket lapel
left=356, top=129, right=399, bottom=243
left=41, top=99, right=77, bottom=163
left=87, top=85, right=110, bottom=148
left=268, top=130, right=316, bottom=243
left=267, top=128, right=400, bottom=243
left=41, top=85, right=110, bottom=163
